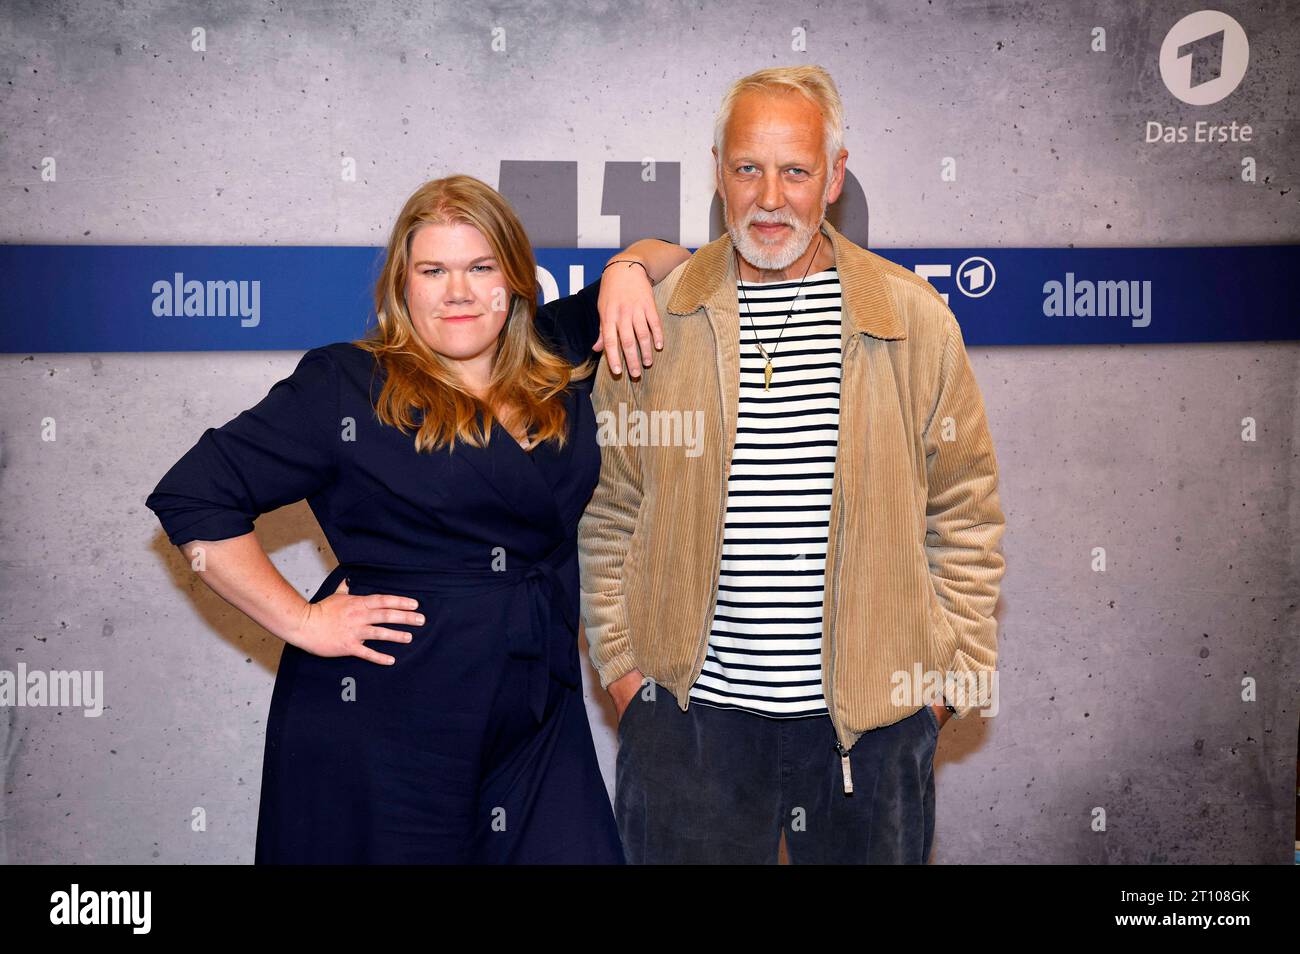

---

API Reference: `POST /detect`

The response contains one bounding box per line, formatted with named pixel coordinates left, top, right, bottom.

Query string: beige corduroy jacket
left=577, top=218, right=1006, bottom=753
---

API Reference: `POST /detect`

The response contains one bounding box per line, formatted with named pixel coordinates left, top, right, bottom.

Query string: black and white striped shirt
left=688, top=267, right=842, bottom=718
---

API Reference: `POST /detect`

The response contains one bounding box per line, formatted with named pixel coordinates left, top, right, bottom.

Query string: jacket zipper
left=827, top=334, right=856, bottom=793
left=686, top=316, right=732, bottom=708
left=687, top=451, right=728, bottom=707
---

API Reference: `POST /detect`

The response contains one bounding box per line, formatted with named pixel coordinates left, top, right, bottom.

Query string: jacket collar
left=666, top=217, right=907, bottom=340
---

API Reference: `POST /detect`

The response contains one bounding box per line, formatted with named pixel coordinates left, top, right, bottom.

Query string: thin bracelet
left=602, top=259, right=650, bottom=279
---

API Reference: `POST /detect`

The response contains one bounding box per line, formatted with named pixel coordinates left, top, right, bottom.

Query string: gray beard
left=723, top=186, right=829, bottom=275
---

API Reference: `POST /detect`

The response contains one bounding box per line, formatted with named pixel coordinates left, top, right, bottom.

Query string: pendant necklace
left=736, top=231, right=825, bottom=392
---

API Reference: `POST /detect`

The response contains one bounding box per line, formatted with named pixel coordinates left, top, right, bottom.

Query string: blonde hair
left=353, top=175, right=595, bottom=453
left=713, top=65, right=845, bottom=172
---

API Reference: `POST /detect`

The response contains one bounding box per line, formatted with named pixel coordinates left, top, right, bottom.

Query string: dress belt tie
left=315, top=535, right=580, bottom=724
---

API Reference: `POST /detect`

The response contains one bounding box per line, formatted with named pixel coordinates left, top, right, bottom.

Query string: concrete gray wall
left=1, top=0, right=1296, bottom=863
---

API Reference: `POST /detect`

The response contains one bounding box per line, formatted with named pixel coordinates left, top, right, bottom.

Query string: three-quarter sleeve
left=145, top=347, right=339, bottom=546
left=534, top=278, right=600, bottom=366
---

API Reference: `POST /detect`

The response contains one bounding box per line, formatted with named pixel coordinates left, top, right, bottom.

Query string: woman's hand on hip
left=288, top=577, right=424, bottom=665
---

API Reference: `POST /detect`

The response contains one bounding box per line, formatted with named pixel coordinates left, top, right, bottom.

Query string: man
left=578, top=65, right=1006, bottom=864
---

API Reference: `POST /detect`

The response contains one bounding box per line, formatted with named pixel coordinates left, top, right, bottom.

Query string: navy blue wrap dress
left=144, top=280, right=624, bottom=864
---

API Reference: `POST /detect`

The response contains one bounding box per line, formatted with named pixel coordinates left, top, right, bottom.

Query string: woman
left=145, top=174, right=689, bottom=863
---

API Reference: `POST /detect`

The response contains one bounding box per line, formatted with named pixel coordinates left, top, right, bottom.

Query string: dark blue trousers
left=614, top=687, right=938, bottom=864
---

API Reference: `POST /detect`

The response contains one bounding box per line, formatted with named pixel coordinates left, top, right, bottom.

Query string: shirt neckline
left=736, top=266, right=838, bottom=288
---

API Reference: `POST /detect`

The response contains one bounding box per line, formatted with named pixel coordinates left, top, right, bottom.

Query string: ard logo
left=1159, top=10, right=1249, bottom=106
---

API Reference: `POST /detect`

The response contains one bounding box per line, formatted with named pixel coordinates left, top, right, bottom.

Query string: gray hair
left=713, top=65, right=845, bottom=175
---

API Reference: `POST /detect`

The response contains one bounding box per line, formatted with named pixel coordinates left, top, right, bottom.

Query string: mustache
left=744, top=211, right=799, bottom=227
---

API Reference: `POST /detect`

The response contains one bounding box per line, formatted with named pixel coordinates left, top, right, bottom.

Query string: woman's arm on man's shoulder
left=536, top=239, right=691, bottom=376
left=595, top=239, right=691, bottom=378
